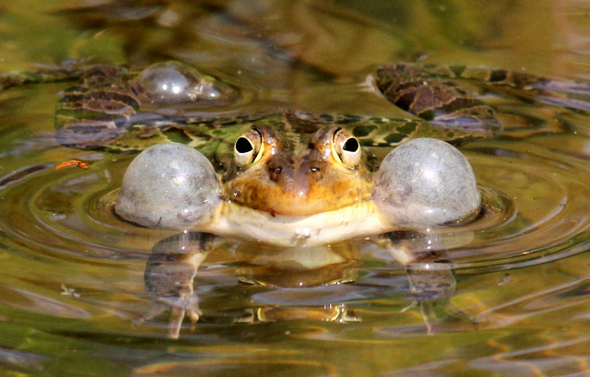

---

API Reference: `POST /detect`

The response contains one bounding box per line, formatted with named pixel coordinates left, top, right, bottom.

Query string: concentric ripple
left=0, top=153, right=175, bottom=263
left=454, top=138, right=590, bottom=272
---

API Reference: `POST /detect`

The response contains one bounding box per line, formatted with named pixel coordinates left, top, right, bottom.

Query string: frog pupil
left=343, top=138, right=359, bottom=152
left=236, top=137, right=253, bottom=153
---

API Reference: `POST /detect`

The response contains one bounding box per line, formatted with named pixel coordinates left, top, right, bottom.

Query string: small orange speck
left=55, top=160, right=90, bottom=170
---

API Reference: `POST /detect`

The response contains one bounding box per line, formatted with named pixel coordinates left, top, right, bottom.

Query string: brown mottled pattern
left=376, top=64, right=503, bottom=136
left=45, top=63, right=511, bottom=153
left=5, top=61, right=590, bottom=156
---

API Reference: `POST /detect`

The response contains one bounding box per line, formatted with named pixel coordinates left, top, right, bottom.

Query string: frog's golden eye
left=332, top=128, right=361, bottom=169
left=234, top=128, right=263, bottom=168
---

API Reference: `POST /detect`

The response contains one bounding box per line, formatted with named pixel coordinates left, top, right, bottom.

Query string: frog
left=1, top=60, right=584, bottom=337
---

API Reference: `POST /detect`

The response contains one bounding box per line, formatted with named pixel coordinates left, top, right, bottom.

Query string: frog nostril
left=268, top=165, right=283, bottom=182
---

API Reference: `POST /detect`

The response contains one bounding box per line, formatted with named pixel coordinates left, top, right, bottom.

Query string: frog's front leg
left=137, top=230, right=216, bottom=339
left=379, top=232, right=456, bottom=302
left=406, top=250, right=458, bottom=335
left=379, top=231, right=476, bottom=333
left=114, top=142, right=224, bottom=338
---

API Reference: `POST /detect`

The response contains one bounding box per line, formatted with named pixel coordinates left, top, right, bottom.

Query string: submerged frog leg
left=376, top=64, right=503, bottom=138
left=379, top=230, right=477, bottom=333
left=378, top=63, right=590, bottom=120
left=406, top=253, right=478, bottom=333
left=137, top=230, right=216, bottom=339
left=415, top=64, right=590, bottom=109
left=377, top=230, right=457, bottom=297
left=54, top=65, right=145, bottom=150
left=0, top=62, right=145, bottom=150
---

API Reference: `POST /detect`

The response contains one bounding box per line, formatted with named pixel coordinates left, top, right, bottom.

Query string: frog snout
left=268, top=161, right=323, bottom=198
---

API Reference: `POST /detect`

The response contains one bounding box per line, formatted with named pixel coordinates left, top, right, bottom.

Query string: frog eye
left=234, top=128, right=263, bottom=168
left=332, top=128, right=361, bottom=169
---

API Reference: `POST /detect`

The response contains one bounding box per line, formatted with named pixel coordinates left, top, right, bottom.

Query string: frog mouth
left=223, top=174, right=374, bottom=217
left=227, top=188, right=371, bottom=217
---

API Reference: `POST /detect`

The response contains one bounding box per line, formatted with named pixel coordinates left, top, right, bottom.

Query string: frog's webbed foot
left=135, top=294, right=202, bottom=339
left=138, top=230, right=216, bottom=339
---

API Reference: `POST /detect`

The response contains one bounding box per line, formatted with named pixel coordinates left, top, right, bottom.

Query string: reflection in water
left=138, top=231, right=466, bottom=338
left=1, top=0, right=590, bottom=376
left=234, top=241, right=360, bottom=288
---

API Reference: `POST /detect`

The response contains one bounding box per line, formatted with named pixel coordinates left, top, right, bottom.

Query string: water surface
left=1, top=1, right=590, bottom=376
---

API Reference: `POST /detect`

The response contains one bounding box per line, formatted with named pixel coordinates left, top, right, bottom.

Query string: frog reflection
left=236, top=230, right=472, bottom=332
left=137, top=229, right=470, bottom=338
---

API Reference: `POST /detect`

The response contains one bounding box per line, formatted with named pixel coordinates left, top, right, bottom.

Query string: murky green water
left=2, top=1, right=590, bottom=376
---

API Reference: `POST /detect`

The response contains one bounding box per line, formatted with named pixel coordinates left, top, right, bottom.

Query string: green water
left=1, top=1, right=590, bottom=376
